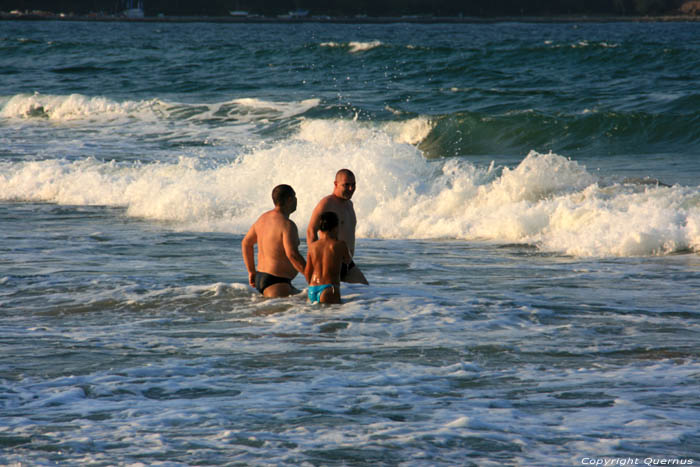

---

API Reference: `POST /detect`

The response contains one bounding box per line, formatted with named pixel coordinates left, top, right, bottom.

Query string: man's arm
left=306, top=199, right=327, bottom=246
left=342, top=239, right=369, bottom=285
left=284, top=221, right=307, bottom=274
left=345, top=265, right=369, bottom=285
left=340, top=241, right=352, bottom=265
left=241, top=225, right=257, bottom=287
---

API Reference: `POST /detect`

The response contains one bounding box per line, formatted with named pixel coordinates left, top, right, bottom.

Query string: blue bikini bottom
left=308, top=284, right=334, bottom=303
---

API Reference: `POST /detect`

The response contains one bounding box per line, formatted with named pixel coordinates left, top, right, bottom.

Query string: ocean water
left=1, top=20, right=700, bottom=466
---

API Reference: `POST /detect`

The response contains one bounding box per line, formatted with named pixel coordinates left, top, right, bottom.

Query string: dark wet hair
left=272, top=184, right=295, bottom=206
left=319, top=211, right=339, bottom=232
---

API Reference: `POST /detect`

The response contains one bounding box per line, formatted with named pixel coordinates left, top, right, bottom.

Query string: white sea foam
left=321, top=40, right=383, bottom=53
left=226, top=97, right=321, bottom=122
left=0, top=93, right=319, bottom=125
left=348, top=40, right=382, bottom=53
left=0, top=93, right=150, bottom=121
left=382, top=117, right=434, bottom=145
left=1, top=116, right=699, bottom=257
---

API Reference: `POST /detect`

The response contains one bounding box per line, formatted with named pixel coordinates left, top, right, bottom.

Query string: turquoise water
left=1, top=20, right=700, bottom=465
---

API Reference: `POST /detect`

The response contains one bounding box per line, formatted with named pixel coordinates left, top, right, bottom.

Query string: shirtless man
left=306, top=169, right=368, bottom=285
left=242, top=184, right=306, bottom=297
left=305, top=211, right=352, bottom=304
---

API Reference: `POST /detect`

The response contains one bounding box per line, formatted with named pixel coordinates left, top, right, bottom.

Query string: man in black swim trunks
left=307, top=169, right=368, bottom=285
left=242, top=184, right=306, bottom=297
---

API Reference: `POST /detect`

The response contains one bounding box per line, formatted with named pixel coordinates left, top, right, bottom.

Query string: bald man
left=306, top=169, right=368, bottom=285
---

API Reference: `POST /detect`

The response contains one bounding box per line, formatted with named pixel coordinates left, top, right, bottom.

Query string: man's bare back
left=251, top=210, right=302, bottom=278
left=242, top=185, right=305, bottom=298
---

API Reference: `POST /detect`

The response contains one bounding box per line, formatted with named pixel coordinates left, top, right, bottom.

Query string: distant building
left=123, top=0, right=144, bottom=18
left=289, top=9, right=309, bottom=17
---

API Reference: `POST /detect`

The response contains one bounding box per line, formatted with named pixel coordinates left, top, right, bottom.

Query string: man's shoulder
left=256, top=209, right=276, bottom=224
left=275, top=213, right=298, bottom=233
left=317, top=194, right=352, bottom=210
left=316, top=194, right=336, bottom=207
left=257, top=209, right=293, bottom=228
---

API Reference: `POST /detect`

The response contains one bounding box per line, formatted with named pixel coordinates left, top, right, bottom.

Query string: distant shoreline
left=2, top=12, right=700, bottom=23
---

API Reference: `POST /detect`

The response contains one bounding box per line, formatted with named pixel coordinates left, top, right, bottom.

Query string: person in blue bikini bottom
left=304, top=211, right=352, bottom=304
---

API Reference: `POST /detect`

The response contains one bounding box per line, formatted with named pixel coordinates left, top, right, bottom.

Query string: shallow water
left=2, top=20, right=700, bottom=465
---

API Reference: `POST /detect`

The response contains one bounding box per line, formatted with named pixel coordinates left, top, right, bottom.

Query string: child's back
left=305, top=212, right=351, bottom=304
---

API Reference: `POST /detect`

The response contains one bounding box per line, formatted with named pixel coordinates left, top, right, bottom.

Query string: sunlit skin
left=242, top=189, right=306, bottom=297
left=304, top=223, right=352, bottom=304
left=306, top=169, right=368, bottom=285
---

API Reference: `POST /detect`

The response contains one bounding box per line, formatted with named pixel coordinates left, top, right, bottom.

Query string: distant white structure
left=124, top=0, right=144, bottom=18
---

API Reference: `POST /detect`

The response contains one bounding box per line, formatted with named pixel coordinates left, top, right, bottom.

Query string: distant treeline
left=3, top=0, right=689, bottom=16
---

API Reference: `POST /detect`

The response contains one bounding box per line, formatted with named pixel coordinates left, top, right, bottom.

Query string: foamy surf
left=2, top=111, right=698, bottom=257
left=320, top=40, right=383, bottom=53
left=4, top=21, right=700, bottom=467
left=1, top=93, right=149, bottom=121
left=0, top=93, right=320, bottom=124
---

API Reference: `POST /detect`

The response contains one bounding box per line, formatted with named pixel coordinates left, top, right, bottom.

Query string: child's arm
left=304, top=250, right=314, bottom=283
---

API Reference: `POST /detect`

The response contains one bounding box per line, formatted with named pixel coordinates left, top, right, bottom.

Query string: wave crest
left=1, top=93, right=147, bottom=121
left=0, top=93, right=320, bottom=124
left=2, top=111, right=698, bottom=258
left=320, top=40, right=383, bottom=53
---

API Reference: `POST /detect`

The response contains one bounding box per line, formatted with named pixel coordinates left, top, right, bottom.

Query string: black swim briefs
left=340, top=260, right=356, bottom=281
left=254, top=272, right=292, bottom=294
